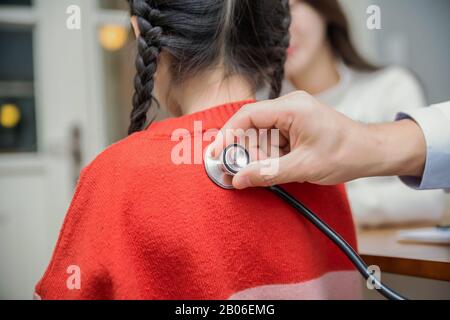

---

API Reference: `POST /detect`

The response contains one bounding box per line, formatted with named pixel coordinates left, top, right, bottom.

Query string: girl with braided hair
left=35, top=0, right=360, bottom=300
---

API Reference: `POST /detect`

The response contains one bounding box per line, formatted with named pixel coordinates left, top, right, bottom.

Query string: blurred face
left=285, top=0, right=328, bottom=78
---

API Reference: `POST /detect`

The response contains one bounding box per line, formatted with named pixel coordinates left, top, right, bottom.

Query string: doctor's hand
left=210, top=91, right=426, bottom=189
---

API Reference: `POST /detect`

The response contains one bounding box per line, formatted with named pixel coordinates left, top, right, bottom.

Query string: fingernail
left=234, top=176, right=251, bottom=189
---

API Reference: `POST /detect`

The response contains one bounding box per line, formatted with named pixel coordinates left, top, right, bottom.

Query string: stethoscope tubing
left=268, top=185, right=407, bottom=300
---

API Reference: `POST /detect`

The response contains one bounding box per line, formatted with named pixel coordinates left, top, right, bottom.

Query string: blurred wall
left=372, top=0, right=450, bottom=105
left=341, top=0, right=450, bottom=104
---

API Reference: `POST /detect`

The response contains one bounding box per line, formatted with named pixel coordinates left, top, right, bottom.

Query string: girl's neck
left=289, top=43, right=340, bottom=95
left=174, top=71, right=255, bottom=116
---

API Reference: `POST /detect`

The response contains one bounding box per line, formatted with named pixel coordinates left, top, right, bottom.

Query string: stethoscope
left=204, top=143, right=408, bottom=300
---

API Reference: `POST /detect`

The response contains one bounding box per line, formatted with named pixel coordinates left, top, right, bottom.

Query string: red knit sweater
left=35, top=100, right=361, bottom=300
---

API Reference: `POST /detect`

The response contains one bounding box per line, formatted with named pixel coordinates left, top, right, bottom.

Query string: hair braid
left=128, top=0, right=162, bottom=135
left=268, top=0, right=291, bottom=99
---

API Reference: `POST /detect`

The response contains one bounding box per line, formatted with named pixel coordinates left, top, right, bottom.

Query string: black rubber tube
left=268, top=185, right=407, bottom=300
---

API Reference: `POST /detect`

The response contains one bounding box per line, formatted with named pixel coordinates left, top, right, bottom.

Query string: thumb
left=232, top=154, right=299, bottom=189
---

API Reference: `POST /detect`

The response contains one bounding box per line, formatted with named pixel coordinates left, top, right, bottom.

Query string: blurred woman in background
left=284, top=0, right=445, bottom=227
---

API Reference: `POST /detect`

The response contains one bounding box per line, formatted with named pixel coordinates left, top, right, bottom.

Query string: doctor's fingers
left=232, top=151, right=307, bottom=189
left=210, top=94, right=308, bottom=157
left=224, top=91, right=315, bottom=134
left=211, top=123, right=289, bottom=160
left=256, top=130, right=289, bottom=160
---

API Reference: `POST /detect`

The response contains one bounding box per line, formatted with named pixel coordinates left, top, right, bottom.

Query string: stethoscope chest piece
left=204, top=144, right=250, bottom=189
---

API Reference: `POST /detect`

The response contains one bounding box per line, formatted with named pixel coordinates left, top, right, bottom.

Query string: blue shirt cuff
left=396, top=103, right=450, bottom=191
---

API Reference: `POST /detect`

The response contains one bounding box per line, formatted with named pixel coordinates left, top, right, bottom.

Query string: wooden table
left=357, top=226, right=450, bottom=281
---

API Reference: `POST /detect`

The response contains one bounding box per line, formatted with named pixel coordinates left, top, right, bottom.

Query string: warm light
left=0, top=103, right=21, bottom=128
left=98, top=24, right=128, bottom=51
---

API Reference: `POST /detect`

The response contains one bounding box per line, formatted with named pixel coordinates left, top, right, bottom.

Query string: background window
left=0, top=27, right=37, bottom=152
left=0, top=0, right=32, bottom=6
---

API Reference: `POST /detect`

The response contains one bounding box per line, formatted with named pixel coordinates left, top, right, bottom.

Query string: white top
left=282, top=63, right=445, bottom=227
left=397, top=102, right=450, bottom=190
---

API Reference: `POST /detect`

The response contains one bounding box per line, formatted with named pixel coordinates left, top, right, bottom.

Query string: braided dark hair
left=127, top=0, right=291, bottom=134
left=269, top=0, right=291, bottom=99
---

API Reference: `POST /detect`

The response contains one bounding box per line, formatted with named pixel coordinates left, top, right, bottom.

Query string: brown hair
left=302, top=0, right=378, bottom=72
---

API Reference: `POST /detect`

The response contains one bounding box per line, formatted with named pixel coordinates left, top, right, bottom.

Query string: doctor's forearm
left=363, top=119, right=426, bottom=179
